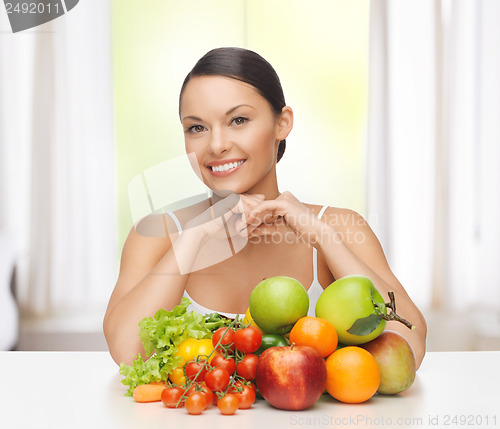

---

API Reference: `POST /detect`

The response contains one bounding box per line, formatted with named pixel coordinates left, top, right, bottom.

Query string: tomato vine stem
left=175, top=316, right=248, bottom=407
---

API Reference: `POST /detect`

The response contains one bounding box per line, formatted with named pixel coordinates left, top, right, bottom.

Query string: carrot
left=132, top=382, right=166, bottom=403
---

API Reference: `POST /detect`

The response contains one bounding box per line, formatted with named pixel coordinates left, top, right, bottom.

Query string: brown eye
left=187, top=124, right=206, bottom=133
left=231, top=116, right=248, bottom=126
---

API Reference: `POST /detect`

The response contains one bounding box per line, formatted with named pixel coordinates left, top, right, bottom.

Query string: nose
left=208, top=128, right=231, bottom=155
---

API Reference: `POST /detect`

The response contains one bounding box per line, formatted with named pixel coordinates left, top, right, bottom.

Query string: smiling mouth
left=208, top=159, right=246, bottom=174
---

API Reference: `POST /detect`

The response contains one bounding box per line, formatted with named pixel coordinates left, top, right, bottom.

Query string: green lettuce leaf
left=119, top=297, right=232, bottom=396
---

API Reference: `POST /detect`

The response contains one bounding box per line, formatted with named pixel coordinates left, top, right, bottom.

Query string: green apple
left=315, top=275, right=386, bottom=345
left=249, top=276, right=309, bottom=335
left=361, top=330, right=416, bottom=394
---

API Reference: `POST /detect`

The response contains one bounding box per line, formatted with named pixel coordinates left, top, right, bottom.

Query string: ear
left=276, top=106, right=294, bottom=140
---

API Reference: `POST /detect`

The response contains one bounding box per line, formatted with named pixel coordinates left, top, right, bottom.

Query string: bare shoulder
left=322, top=207, right=370, bottom=232
left=120, top=214, right=174, bottom=273
left=321, top=206, right=360, bottom=223
left=322, top=206, right=379, bottom=246
left=322, top=206, right=393, bottom=274
left=303, top=203, right=334, bottom=218
left=304, top=204, right=369, bottom=231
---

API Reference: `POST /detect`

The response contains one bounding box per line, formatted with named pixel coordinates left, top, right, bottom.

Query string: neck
left=245, top=165, right=280, bottom=200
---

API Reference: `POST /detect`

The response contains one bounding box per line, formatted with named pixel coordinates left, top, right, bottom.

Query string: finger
left=226, top=212, right=249, bottom=238
left=248, top=221, right=294, bottom=238
left=239, top=194, right=265, bottom=214
left=225, top=195, right=256, bottom=224
left=228, top=196, right=263, bottom=229
left=233, top=215, right=249, bottom=237
left=247, top=202, right=286, bottom=226
left=246, top=211, right=274, bottom=229
left=248, top=214, right=289, bottom=233
left=248, top=223, right=278, bottom=237
left=211, top=193, right=240, bottom=218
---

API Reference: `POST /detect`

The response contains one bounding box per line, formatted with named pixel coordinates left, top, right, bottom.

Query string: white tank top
left=179, top=205, right=329, bottom=319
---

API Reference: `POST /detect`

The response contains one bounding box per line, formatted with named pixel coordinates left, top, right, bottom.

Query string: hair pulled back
left=180, top=47, right=287, bottom=162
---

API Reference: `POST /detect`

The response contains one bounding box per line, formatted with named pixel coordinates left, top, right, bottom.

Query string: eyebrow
left=181, top=104, right=255, bottom=123
left=225, top=104, right=255, bottom=115
left=182, top=115, right=203, bottom=123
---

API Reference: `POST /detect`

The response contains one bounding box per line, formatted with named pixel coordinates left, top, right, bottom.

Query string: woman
left=103, top=47, right=427, bottom=368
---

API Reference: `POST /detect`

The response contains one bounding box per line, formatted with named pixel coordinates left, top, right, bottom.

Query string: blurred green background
left=112, top=0, right=369, bottom=250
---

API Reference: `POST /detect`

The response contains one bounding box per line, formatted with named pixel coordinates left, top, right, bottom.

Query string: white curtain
left=367, top=0, right=500, bottom=313
left=0, top=1, right=116, bottom=316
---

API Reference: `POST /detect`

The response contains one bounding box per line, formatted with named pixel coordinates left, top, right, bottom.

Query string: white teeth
left=211, top=160, right=244, bottom=172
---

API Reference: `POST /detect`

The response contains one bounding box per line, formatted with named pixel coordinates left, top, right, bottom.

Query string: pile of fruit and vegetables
left=119, top=275, right=418, bottom=415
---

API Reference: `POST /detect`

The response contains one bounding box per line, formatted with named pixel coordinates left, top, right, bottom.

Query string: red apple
left=255, top=345, right=327, bottom=410
left=361, top=330, right=416, bottom=394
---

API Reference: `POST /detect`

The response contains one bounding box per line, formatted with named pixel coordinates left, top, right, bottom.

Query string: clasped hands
left=184, top=191, right=324, bottom=246
left=172, top=191, right=327, bottom=274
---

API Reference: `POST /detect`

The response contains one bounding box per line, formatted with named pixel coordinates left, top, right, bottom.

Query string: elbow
left=382, top=310, right=427, bottom=371
left=103, top=316, right=143, bottom=367
left=109, top=348, right=140, bottom=367
left=102, top=316, right=125, bottom=366
left=414, top=313, right=428, bottom=370
left=104, top=335, right=139, bottom=367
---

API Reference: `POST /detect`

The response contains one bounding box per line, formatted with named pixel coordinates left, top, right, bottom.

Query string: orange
left=289, top=316, right=338, bottom=358
left=325, top=346, right=380, bottom=404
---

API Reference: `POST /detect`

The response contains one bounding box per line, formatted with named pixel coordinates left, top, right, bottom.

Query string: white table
left=1, top=351, right=499, bottom=429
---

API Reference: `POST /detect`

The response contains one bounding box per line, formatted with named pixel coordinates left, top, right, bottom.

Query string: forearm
left=104, top=250, right=189, bottom=365
left=314, top=222, right=427, bottom=369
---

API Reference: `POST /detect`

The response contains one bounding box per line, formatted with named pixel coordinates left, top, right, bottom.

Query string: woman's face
left=180, top=75, right=289, bottom=196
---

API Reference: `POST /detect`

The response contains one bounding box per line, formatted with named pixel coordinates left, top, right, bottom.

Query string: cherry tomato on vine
left=186, top=383, right=214, bottom=406
left=211, top=352, right=236, bottom=375
left=212, top=327, right=235, bottom=351
left=234, top=326, right=262, bottom=353
left=204, top=367, right=231, bottom=392
left=161, top=386, right=185, bottom=408
left=229, top=381, right=256, bottom=409
left=247, top=381, right=258, bottom=395
left=217, top=393, right=240, bottom=415
left=185, top=392, right=207, bottom=415
left=185, top=360, right=208, bottom=382
left=236, top=353, right=258, bottom=380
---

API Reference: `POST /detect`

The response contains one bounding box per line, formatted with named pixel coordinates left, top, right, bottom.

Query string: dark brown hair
left=180, top=47, right=287, bottom=162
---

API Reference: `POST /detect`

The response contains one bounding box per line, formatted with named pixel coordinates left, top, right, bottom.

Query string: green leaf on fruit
left=346, top=314, right=382, bottom=336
